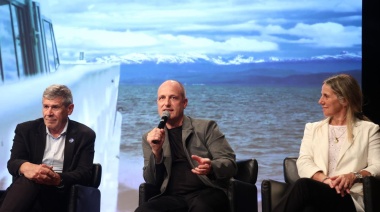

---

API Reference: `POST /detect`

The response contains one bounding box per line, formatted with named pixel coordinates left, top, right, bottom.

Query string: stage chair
left=139, top=158, right=259, bottom=212
left=261, top=157, right=380, bottom=212
left=68, top=163, right=102, bottom=212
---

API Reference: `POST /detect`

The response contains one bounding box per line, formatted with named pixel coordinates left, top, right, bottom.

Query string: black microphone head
left=157, top=111, right=171, bottom=129
left=162, top=111, right=170, bottom=119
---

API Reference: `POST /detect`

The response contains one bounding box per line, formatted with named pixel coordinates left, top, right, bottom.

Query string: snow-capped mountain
left=62, top=51, right=361, bottom=65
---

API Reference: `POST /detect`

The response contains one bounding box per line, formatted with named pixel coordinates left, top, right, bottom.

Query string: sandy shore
left=117, top=184, right=139, bottom=212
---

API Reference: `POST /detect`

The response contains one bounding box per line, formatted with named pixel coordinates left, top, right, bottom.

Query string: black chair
left=261, top=157, right=380, bottom=212
left=0, top=163, right=102, bottom=212
left=68, top=163, right=102, bottom=212
left=139, top=158, right=259, bottom=212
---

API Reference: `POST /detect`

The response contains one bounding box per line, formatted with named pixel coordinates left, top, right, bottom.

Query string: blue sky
left=38, top=0, right=362, bottom=62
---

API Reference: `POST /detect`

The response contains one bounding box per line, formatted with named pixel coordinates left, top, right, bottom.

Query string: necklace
left=332, top=127, right=347, bottom=143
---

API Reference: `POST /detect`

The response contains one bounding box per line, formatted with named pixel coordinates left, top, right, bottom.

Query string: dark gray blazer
left=142, top=115, right=237, bottom=194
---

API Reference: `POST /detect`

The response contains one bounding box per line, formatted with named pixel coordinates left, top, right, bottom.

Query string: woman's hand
left=330, top=173, right=356, bottom=197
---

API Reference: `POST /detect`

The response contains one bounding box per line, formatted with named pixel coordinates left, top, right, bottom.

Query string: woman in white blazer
left=273, top=74, right=380, bottom=212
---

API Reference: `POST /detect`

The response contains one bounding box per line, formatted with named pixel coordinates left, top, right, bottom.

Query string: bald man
left=136, top=80, right=237, bottom=212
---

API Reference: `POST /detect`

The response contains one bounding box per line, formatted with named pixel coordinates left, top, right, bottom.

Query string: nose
left=163, top=98, right=171, bottom=106
left=318, top=96, right=323, bottom=105
left=45, top=107, right=53, bottom=115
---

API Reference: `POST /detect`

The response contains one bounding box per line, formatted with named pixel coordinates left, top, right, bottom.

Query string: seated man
left=135, top=80, right=237, bottom=212
left=0, top=84, right=96, bottom=212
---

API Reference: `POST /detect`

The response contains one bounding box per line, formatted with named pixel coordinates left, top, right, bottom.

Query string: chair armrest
left=138, top=183, right=161, bottom=206
left=235, top=158, right=258, bottom=184
left=228, top=178, right=258, bottom=212
left=0, top=190, right=6, bottom=198
left=363, top=176, right=380, bottom=212
left=261, top=180, right=290, bottom=212
left=68, top=185, right=101, bottom=212
left=91, top=163, right=102, bottom=188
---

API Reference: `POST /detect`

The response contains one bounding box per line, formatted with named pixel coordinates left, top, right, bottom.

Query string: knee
left=294, top=178, right=313, bottom=188
left=291, top=178, right=315, bottom=195
left=15, top=176, right=41, bottom=189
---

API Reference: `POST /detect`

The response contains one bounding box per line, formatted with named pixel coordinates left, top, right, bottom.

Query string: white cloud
left=38, top=0, right=361, bottom=60
left=158, top=35, right=278, bottom=54
left=40, top=0, right=361, bottom=30
left=55, top=26, right=278, bottom=60
left=287, top=22, right=361, bottom=47
left=55, top=27, right=158, bottom=49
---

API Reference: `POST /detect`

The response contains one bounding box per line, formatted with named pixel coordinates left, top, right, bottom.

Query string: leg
left=39, top=186, right=68, bottom=212
left=0, top=176, right=40, bottom=212
left=135, top=195, right=188, bottom=212
left=273, top=178, right=356, bottom=212
left=186, top=188, right=230, bottom=212
left=0, top=177, right=69, bottom=212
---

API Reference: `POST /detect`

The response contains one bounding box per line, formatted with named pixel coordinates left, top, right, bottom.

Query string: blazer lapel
left=337, top=122, right=360, bottom=164
left=63, top=120, right=76, bottom=171
left=35, top=123, right=47, bottom=163
left=319, top=121, right=330, bottom=173
left=181, top=116, right=193, bottom=147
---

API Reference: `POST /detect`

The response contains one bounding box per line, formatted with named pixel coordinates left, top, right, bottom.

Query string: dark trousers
left=135, top=187, right=230, bottom=212
left=0, top=176, right=68, bottom=212
left=273, top=178, right=357, bottom=212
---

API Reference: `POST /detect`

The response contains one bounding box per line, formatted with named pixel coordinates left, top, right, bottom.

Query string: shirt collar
left=46, top=119, right=69, bottom=138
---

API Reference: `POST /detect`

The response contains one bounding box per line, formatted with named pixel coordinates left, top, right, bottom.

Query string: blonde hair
left=323, top=74, right=369, bottom=142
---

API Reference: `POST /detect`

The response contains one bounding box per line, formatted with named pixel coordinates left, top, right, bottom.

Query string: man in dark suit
left=0, top=84, right=96, bottom=212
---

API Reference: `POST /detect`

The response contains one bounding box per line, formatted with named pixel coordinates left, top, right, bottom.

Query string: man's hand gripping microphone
left=152, top=111, right=170, bottom=144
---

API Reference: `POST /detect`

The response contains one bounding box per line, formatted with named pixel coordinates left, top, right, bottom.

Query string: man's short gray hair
left=43, top=84, right=73, bottom=106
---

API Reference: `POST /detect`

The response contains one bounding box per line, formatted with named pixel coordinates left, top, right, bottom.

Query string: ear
left=340, top=98, right=348, bottom=107
left=183, top=98, right=188, bottom=109
left=67, top=104, right=74, bottom=115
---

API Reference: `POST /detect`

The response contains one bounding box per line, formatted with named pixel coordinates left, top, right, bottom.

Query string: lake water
left=115, top=82, right=324, bottom=211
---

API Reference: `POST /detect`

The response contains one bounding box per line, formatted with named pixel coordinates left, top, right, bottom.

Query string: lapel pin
left=69, top=138, right=74, bottom=143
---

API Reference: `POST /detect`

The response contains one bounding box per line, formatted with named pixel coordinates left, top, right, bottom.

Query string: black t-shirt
left=165, top=126, right=206, bottom=195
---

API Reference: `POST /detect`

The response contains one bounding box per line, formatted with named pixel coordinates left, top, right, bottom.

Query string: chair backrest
left=283, top=157, right=300, bottom=184
left=234, top=158, right=258, bottom=184
left=91, top=163, right=102, bottom=188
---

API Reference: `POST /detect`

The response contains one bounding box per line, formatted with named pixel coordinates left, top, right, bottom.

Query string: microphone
left=152, top=111, right=170, bottom=144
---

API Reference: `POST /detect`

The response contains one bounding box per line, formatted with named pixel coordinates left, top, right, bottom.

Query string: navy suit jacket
left=7, top=118, right=96, bottom=187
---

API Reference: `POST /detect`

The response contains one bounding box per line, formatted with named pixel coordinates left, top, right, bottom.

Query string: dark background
left=362, top=0, right=380, bottom=125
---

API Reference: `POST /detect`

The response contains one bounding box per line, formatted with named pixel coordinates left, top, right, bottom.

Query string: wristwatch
left=353, top=171, right=363, bottom=183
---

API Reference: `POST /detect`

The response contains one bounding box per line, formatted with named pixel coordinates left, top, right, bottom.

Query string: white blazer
left=297, top=119, right=380, bottom=211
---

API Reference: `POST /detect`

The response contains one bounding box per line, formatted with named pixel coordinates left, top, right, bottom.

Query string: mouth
left=45, top=118, right=56, bottom=123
